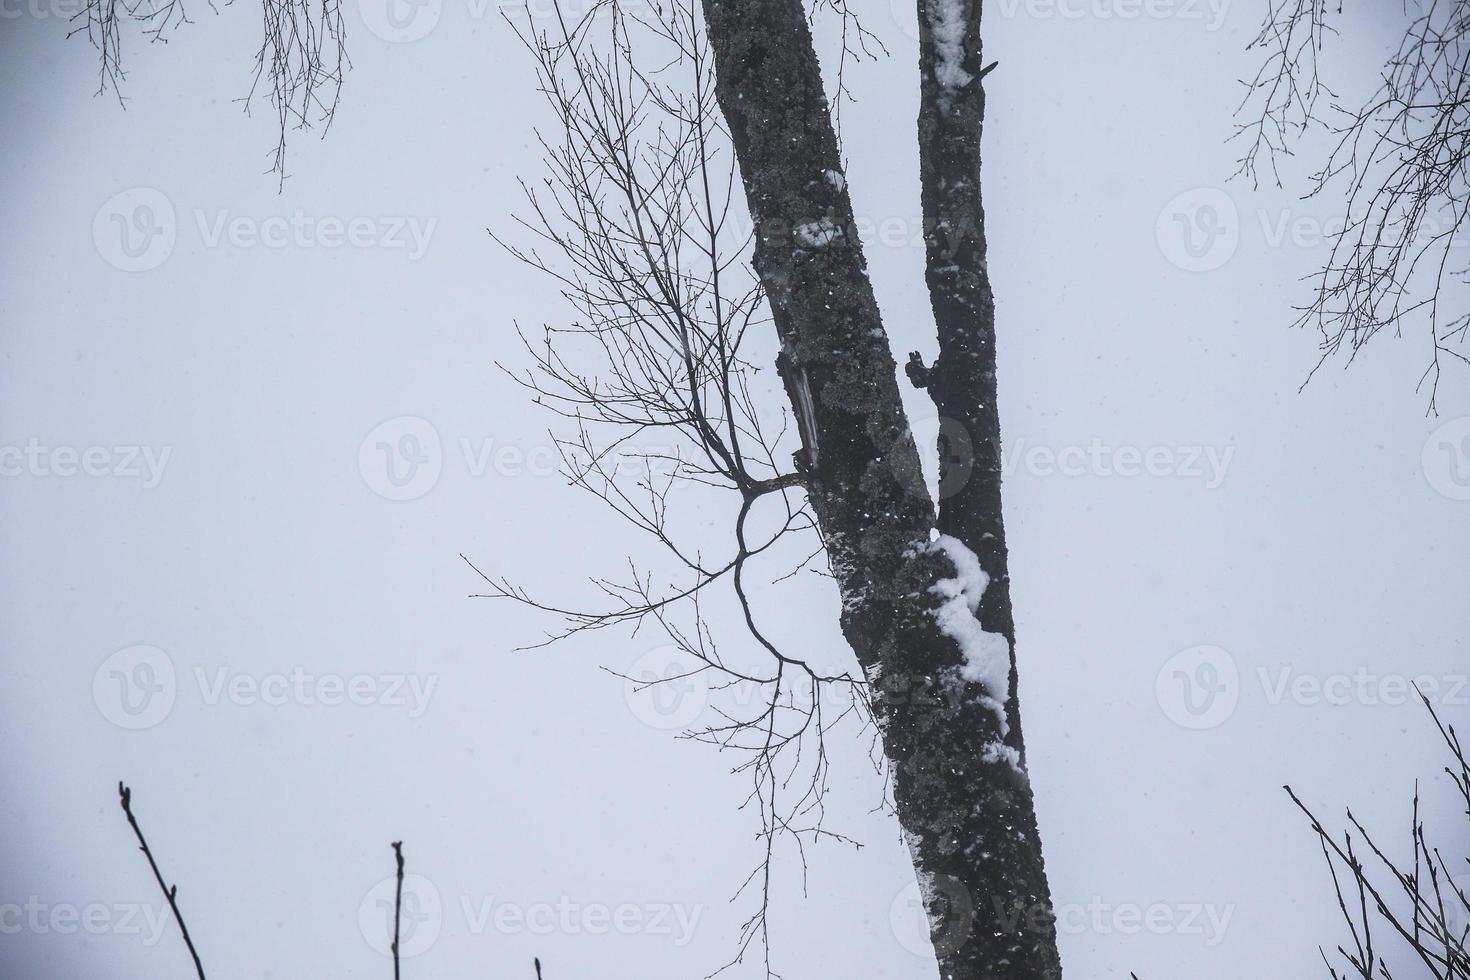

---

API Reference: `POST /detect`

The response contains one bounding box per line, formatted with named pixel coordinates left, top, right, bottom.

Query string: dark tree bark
left=700, top=1, right=1061, bottom=976
left=914, top=2, right=1062, bottom=975
left=915, top=0, right=1012, bottom=719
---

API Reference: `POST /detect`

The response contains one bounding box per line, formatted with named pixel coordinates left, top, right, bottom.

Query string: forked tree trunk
left=699, top=1, right=1061, bottom=976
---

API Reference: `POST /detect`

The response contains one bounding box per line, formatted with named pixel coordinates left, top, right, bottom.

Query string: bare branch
left=1288, top=694, right=1470, bottom=978
left=117, top=781, right=208, bottom=980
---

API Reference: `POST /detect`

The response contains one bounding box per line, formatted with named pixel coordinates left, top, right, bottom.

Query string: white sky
left=2, top=2, right=1468, bottom=979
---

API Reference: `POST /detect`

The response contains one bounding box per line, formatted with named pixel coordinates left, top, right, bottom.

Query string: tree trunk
left=914, top=1, right=1063, bottom=976
left=699, top=1, right=1062, bottom=976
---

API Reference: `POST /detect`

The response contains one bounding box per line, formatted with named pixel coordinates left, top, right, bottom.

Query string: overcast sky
left=2, top=2, right=1468, bottom=979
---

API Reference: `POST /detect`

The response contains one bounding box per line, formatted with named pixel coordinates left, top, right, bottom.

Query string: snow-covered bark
left=700, top=1, right=1060, bottom=976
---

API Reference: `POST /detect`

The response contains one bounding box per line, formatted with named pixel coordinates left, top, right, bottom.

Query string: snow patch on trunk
left=926, top=0, right=974, bottom=112
left=794, top=218, right=842, bottom=248
left=924, top=534, right=1017, bottom=768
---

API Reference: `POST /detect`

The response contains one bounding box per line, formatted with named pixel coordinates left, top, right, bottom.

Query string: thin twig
left=117, top=782, right=207, bottom=980
left=390, top=840, right=405, bottom=980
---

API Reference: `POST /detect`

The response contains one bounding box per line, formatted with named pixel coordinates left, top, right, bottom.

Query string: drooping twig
left=1234, top=1, right=1470, bottom=408
left=117, top=782, right=207, bottom=980
left=68, top=0, right=347, bottom=188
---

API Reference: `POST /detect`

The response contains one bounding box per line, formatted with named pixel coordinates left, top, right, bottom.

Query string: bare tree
left=1235, top=0, right=1470, bottom=409
left=74, top=0, right=1063, bottom=974
left=480, top=1, right=1061, bottom=977
left=1287, top=697, right=1469, bottom=979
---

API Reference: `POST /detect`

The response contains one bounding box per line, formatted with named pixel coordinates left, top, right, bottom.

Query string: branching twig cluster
left=248, top=0, right=348, bottom=182
left=1289, top=696, right=1470, bottom=979
left=1234, top=0, right=1337, bottom=189
left=478, top=2, right=885, bottom=972
left=1235, top=1, right=1470, bottom=408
